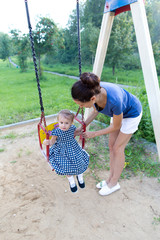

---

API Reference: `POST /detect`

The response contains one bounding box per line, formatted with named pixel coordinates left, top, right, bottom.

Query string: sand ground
left=0, top=118, right=160, bottom=240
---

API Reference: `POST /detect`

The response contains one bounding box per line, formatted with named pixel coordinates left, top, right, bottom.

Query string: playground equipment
left=24, top=0, right=86, bottom=169
left=84, top=0, right=160, bottom=161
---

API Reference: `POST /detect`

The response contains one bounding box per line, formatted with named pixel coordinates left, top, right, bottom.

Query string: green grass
left=86, top=122, right=160, bottom=180
left=123, top=141, right=160, bottom=178
left=1, top=132, right=17, bottom=139
left=11, top=56, right=152, bottom=86
left=11, top=56, right=93, bottom=78
left=0, top=58, right=158, bottom=143
left=0, top=60, right=79, bottom=125
left=42, top=62, right=146, bottom=86
left=152, top=217, right=160, bottom=225
left=101, top=67, right=145, bottom=86
left=40, top=63, right=146, bottom=86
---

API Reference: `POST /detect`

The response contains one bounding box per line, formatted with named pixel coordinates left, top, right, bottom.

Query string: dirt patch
left=0, top=118, right=160, bottom=240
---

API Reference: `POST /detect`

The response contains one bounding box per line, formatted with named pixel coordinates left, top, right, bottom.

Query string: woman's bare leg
left=107, top=129, right=120, bottom=183
left=108, top=132, right=132, bottom=188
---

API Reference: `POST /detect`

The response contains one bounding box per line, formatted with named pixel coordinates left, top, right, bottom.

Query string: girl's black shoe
left=76, top=176, right=85, bottom=188
left=69, top=183, right=78, bottom=193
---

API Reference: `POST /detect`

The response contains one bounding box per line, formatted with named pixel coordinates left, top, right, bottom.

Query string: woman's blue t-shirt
left=94, top=82, right=142, bottom=118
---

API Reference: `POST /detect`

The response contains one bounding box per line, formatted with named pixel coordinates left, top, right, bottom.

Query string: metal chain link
left=25, top=0, right=44, bottom=113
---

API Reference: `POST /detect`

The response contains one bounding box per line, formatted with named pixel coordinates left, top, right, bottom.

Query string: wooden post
left=131, top=0, right=160, bottom=160
left=84, top=11, right=115, bottom=121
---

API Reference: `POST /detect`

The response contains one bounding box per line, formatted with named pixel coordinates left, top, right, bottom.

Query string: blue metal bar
left=104, top=0, right=138, bottom=13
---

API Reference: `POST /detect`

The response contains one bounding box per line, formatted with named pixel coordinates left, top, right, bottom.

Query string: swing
left=24, top=0, right=86, bottom=170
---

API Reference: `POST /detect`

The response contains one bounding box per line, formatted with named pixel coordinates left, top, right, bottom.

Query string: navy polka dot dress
left=49, top=125, right=89, bottom=175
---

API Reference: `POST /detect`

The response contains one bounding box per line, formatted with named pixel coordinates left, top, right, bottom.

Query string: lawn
left=0, top=60, right=78, bottom=125
left=0, top=58, right=157, bottom=143
left=10, top=56, right=151, bottom=86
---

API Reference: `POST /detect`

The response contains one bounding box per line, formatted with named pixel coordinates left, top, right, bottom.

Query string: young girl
left=71, top=72, right=142, bottom=196
left=43, top=109, right=89, bottom=193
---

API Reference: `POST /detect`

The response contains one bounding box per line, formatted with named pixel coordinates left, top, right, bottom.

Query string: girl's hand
left=43, top=139, right=50, bottom=146
left=83, top=131, right=96, bottom=139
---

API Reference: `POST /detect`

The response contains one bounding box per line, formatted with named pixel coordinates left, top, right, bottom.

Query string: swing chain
left=25, top=0, right=44, bottom=113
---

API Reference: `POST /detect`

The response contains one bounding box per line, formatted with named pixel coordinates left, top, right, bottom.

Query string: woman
left=71, top=72, right=142, bottom=196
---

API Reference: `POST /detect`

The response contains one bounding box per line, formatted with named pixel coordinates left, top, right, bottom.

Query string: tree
left=58, top=8, right=83, bottom=65
left=82, top=0, right=104, bottom=28
left=145, top=0, right=160, bottom=74
left=57, top=0, right=104, bottom=66
left=106, top=12, right=134, bottom=75
left=33, top=17, right=64, bottom=77
left=10, top=29, right=30, bottom=72
left=81, top=22, right=100, bottom=64
left=0, top=32, right=11, bottom=61
left=150, top=0, right=160, bottom=43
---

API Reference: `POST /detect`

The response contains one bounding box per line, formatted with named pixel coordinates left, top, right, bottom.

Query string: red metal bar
left=74, top=116, right=82, bottom=125
left=38, top=113, right=52, bottom=164
left=74, top=116, right=86, bottom=149
left=82, top=122, right=86, bottom=149
left=46, top=132, right=50, bottom=161
left=38, top=123, right=43, bottom=150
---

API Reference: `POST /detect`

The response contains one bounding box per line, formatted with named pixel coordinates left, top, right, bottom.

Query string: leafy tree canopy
left=0, top=32, right=11, bottom=61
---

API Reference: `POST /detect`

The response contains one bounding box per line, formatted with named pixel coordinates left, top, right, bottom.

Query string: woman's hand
left=83, top=131, right=96, bottom=139
left=74, top=126, right=83, bottom=136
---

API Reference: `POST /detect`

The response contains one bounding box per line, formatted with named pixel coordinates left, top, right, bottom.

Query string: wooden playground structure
left=85, top=0, right=160, bottom=161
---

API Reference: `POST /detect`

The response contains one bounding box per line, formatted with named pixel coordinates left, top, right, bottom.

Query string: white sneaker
left=96, top=180, right=107, bottom=189
left=99, top=183, right=120, bottom=196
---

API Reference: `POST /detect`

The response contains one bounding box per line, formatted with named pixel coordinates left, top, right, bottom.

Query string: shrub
left=130, top=87, right=155, bottom=142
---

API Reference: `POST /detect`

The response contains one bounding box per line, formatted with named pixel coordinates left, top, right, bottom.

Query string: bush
left=129, top=87, right=155, bottom=142
left=121, top=53, right=141, bottom=70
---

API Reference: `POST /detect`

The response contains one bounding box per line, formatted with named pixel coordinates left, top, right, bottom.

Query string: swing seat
left=39, top=122, right=59, bottom=143
left=38, top=121, right=59, bottom=171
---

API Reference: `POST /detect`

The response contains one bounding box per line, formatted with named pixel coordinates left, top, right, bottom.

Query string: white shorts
left=110, top=112, right=142, bottom=134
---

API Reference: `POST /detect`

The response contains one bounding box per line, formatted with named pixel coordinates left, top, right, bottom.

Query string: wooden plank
left=131, top=0, right=160, bottom=160
left=92, top=11, right=115, bottom=78
left=84, top=11, right=115, bottom=121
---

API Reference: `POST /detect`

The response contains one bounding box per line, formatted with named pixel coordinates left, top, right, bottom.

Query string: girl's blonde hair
left=58, top=109, right=75, bottom=122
